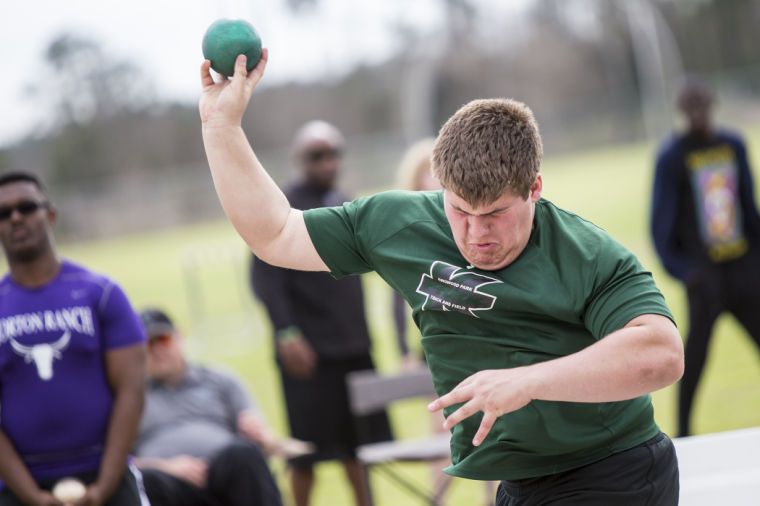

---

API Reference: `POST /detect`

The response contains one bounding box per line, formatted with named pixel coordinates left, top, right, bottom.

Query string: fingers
left=427, top=380, right=473, bottom=412
left=200, top=60, right=214, bottom=88
left=233, top=54, right=249, bottom=81
left=442, top=398, right=480, bottom=430
left=232, top=49, right=269, bottom=91
left=441, top=399, right=497, bottom=445
left=472, top=411, right=496, bottom=447
left=427, top=397, right=443, bottom=413
left=247, top=48, right=269, bottom=84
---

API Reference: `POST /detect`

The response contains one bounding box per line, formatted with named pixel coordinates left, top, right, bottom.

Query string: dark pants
left=279, top=354, right=392, bottom=468
left=680, top=256, right=760, bottom=436
left=141, top=440, right=282, bottom=506
left=495, top=432, right=679, bottom=506
left=0, top=465, right=145, bottom=506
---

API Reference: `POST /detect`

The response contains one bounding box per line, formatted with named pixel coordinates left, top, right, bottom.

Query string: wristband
left=275, top=326, right=302, bottom=343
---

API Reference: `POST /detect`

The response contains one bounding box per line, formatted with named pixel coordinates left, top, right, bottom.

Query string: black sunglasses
left=0, top=201, right=49, bottom=221
left=305, top=148, right=342, bottom=163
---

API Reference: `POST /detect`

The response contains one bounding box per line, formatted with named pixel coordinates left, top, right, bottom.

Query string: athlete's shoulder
left=56, top=261, right=132, bottom=314
left=655, top=133, right=683, bottom=163
left=0, top=272, right=12, bottom=297
left=58, top=260, right=114, bottom=289
left=534, top=200, right=641, bottom=288
left=336, top=190, right=446, bottom=251
left=535, top=199, right=618, bottom=253
left=355, top=189, right=441, bottom=210
left=715, top=128, right=747, bottom=148
left=351, top=190, right=444, bottom=234
left=536, top=199, right=601, bottom=231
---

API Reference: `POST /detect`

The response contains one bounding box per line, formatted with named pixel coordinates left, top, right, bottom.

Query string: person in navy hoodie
left=651, top=77, right=760, bottom=437
left=0, top=171, right=148, bottom=505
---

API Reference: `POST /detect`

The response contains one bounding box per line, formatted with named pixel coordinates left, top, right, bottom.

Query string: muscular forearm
left=96, top=387, right=144, bottom=499
left=526, top=315, right=684, bottom=403
left=94, top=343, right=146, bottom=503
left=199, top=54, right=327, bottom=272
left=202, top=126, right=326, bottom=271
left=0, top=430, right=48, bottom=504
left=432, top=314, right=684, bottom=446
left=202, top=125, right=295, bottom=260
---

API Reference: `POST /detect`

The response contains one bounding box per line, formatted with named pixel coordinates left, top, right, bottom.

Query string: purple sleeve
left=98, top=283, right=146, bottom=349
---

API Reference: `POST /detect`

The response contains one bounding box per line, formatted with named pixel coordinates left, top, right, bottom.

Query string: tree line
left=1, top=0, right=758, bottom=238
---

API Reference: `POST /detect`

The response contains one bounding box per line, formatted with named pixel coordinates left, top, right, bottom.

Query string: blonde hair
left=432, top=98, right=543, bottom=205
left=395, top=138, right=437, bottom=191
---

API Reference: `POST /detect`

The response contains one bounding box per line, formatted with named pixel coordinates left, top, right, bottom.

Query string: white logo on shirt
left=416, top=261, right=502, bottom=317
left=9, top=331, right=71, bottom=381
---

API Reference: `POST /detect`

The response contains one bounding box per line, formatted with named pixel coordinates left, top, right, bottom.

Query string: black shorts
left=279, top=354, right=393, bottom=467
left=495, top=432, right=679, bottom=505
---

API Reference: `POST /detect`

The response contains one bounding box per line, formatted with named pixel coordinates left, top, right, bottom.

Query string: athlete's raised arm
left=199, top=50, right=327, bottom=271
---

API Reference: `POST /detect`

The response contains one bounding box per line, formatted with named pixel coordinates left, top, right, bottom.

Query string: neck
left=160, top=360, right=188, bottom=388
left=686, top=127, right=714, bottom=141
left=10, top=252, right=62, bottom=288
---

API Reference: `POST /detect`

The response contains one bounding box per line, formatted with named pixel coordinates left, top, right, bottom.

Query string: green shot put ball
left=202, top=19, right=262, bottom=77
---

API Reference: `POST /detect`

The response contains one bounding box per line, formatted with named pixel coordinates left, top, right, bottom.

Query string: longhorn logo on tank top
left=416, top=261, right=502, bottom=317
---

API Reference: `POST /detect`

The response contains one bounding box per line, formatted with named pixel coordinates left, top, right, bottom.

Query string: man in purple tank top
left=0, top=171, right=148, bottom=506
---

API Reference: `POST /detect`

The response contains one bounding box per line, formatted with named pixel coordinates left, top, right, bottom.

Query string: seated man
left=133, top=308, right=283, bottom=506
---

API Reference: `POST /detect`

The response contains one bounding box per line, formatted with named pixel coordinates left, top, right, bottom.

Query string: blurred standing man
left=0, top=171, right=147, bottom=505
left=250, top=121, right=391, bottom=506
left=202, top=53, right=683, bottom=505
left=651, top=77, right=760, bottom=437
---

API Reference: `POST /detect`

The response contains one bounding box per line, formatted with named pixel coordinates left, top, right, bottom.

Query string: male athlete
left=199, top=52, right=684, bottom=505
left=0, top=171, right=147, bottom=505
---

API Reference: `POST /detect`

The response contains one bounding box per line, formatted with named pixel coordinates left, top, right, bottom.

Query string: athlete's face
left=444, top=175, right=542, bottom=271
left=0, top=181, right=56, bottom=264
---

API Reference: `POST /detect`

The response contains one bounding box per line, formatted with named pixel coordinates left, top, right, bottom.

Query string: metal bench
left=347, top=367, right=452, bottom=505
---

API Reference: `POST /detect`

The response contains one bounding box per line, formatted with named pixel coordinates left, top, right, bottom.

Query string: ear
left=529, top=174, right=543, bottom=203
left=46, top=204, right=58, bottom=226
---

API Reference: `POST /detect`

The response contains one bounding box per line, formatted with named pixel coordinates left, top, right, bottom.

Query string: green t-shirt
left=303, top=190, right=673, bottom=480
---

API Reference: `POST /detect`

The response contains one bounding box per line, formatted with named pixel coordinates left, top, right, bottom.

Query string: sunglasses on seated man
left=148, top=334, right=174, bottom=348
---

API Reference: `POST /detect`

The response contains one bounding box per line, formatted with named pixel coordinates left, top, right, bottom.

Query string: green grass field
left=33, top=131, right=760, bottom=505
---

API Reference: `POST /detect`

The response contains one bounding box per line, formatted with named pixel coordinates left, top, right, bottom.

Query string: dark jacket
left=651, top=129, right=760, bottom=281
left=250, top=181, right=371, bottom=359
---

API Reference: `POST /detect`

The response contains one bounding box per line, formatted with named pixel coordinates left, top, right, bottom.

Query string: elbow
left=636, top=323, right=684, bottom=390
left=666, top=324, right=685, bottom=384
left=660, top=345, right=684, bottom=387
left=652, top=333, right=685, bottom=389
left=637, top=351, right=683, bottom=393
